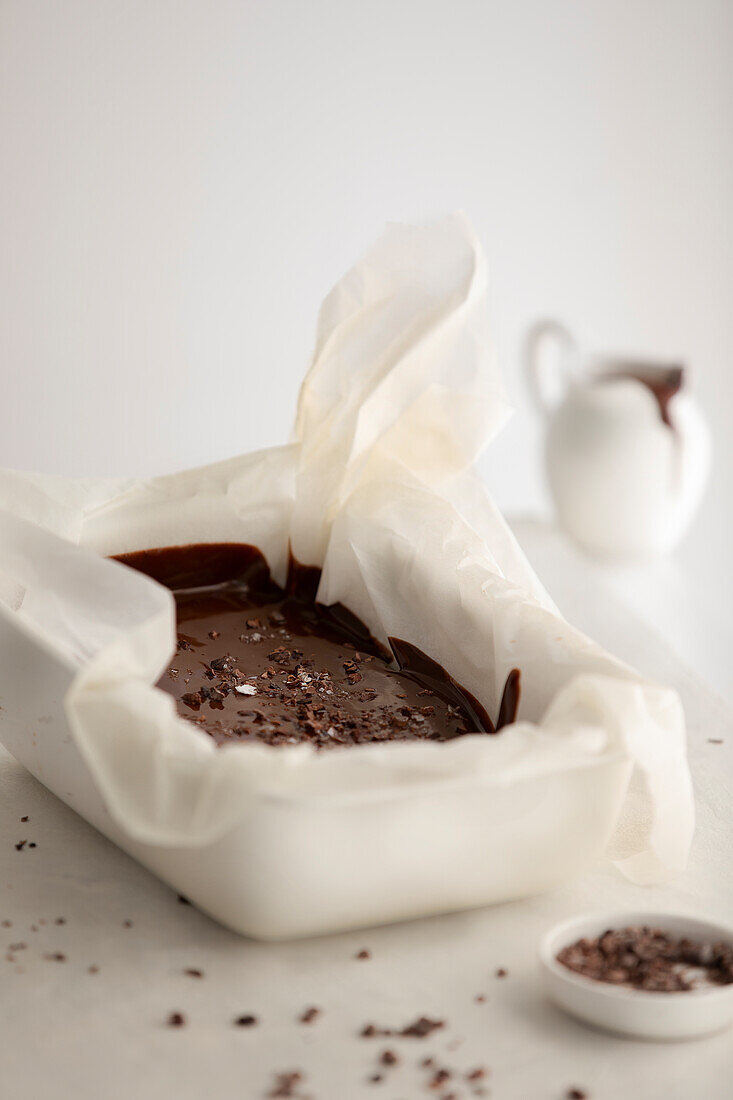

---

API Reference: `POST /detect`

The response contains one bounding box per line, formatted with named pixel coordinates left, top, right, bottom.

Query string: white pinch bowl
left=540, top=911, right=733, bottom=1041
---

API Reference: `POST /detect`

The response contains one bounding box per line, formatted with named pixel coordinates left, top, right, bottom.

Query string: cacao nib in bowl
left=540, top=912, right=733, bottom=1040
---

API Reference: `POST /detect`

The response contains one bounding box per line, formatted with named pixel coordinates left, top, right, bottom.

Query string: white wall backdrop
left=1, top=0, right=731, bottom=592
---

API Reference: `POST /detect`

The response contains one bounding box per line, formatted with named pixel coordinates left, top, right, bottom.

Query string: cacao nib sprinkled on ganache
left=115, top=544, right=522, bottom=751
left=557, top=926, right=733, bottom=991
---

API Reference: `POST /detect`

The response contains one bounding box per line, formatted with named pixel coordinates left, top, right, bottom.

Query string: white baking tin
left=0, top=216, right=694, bottom=938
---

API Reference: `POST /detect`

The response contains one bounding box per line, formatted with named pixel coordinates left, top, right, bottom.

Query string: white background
left=1, top=0, right=731, bottom=614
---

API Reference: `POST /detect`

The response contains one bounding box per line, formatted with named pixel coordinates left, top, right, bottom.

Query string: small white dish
left=540, top=911, right=733, bottom=1041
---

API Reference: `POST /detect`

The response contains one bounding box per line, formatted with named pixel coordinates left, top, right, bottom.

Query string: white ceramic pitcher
left=525, top=320, right=711, bottom=559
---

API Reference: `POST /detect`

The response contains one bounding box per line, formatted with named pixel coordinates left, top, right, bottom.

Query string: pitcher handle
left=524, top=319, right=577, bottom=417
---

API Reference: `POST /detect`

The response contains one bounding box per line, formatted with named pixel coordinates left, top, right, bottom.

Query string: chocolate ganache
left=114, top=544, right=521, bottom=749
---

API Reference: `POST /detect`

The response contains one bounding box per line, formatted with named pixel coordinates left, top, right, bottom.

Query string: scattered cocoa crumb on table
left=177, top=895, right=191, bottom=905
left=234, top=1014, right=258, bottom=1027
left=14, top=841, right=26, bottom=851
left=428, top=1067, right=451, bottom=1088
left=44, top=952, right=66, bottom=962
left=567, top=1089, right=588, bottom=1099
left=495, top=967, right=508, bottom=978
left=380, top=1050, right=399, bottom=1066
left=361, top=1015, right=445, bottom=1039
left=20, top=815, right=28, bottom=822
left=356, top=948, right=371, bottom=959
left=167, top=1012, right=186, bottom=1028
left=266, top=1070, right=304, bottom=1098
left=184, top=968, right=204, bottom=978
left=299, top=1005, right=321, bottom=1024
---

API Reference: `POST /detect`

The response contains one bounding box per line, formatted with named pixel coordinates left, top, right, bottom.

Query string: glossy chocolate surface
left=115, top=544, right=520, bottom=749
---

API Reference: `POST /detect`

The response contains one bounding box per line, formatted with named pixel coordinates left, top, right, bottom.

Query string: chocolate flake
left=234, top=1014, right=258, bottom=1027
left=167, top=1012, right=186, bottom=1028
left=266, top=1071, right=304, bottom=1098
left=467, top=1067, right=488, bottom=1081
left=428, top=1067, right=451, bottom=1088
left=184, top=968, right=204, bottom=978
left=361, top=1016, right=445, bottom=1039
left=299, top=1005, right=321, bottom=1024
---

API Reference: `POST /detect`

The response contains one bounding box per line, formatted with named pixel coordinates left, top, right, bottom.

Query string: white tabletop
left=1, top=520, right=732, bottom=1100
